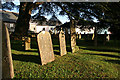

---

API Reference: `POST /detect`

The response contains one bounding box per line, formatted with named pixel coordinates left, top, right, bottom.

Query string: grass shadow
left=105, top=60, right=120, bottom=64
left=54, top=51, right=60, bottom=55
left=12, top=54, right=41, bottom=64
left=81, top=47, right=120, bottom=53
left=85, top=53, right=120, bottom=59
left=23, top=50, right=38, bottom=52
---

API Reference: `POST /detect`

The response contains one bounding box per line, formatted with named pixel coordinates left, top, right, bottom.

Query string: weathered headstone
left=22, top=37, right=31, bottom=50
left=92, top=32, right=95, bottom=40
left=0, top=21, right=2, bottom=80
left=70, top=20, right=79, bottom=53
left=76, top=32, right=79, bottom=39
left=37, top=31, right=55, bottom=65
left=25, top=37, right=31, bottom=50
left=2, top=24, right=14, bottom=79
left=79, top=33, right=82, bottom=40
left=59, top=28, right=67, bottom=56
left=106, top=34, right=110, bottom=41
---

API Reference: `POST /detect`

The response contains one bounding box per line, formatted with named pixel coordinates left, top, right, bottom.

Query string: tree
left=2, top=2, right=119, bottom=43
left=15, top=2, right=43, bottom=36
left=101, top=2, right=120, bottom=40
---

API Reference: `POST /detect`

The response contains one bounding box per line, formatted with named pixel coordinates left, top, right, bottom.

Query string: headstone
left=79, top=33, right=82, bottom=40
left=22, top=37, right=31, bottom=50
left=25, top=37, right=31, bottom=50
left=70, top=20, right=79, bottom=53
left=2, top=24, right=14, bottom=79
left=0, top=21, right=2, bottom=80
left=106, top=34, right=110, bottom=41
left=92, top=32, right=95, bottom=40
left=37, top=31, right=55, bottom=65
left=76, top=32, right=79, bottom=39
left=59, top=28, right=67, bottom=56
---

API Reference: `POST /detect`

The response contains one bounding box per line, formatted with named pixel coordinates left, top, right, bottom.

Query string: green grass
left=11, top=38, right=120, bottom=79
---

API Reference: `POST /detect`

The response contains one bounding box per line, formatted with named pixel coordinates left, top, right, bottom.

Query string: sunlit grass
left=11, top=39, right=120, bottom=78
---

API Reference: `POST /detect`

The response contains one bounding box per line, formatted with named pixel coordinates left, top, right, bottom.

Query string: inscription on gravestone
left=59, top=28, right=67, bottom=56
left=37, top=31, right=55, bottom=65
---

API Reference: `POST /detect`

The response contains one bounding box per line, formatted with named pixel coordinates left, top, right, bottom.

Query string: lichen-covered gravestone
left=37, top=31, right=55, bottom=65
left=2, top=24, right=14, bottom=79
left=59, top=28, right=67, bottom=56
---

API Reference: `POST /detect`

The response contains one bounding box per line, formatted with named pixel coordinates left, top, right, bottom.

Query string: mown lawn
left=11, top=38, right=120, bottom=79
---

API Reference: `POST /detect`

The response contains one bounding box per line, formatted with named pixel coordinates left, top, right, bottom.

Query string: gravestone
left=25, top=37, right=31, bottom=50
left=78, top=32, right=80, bottom=39
left=22, top=37, right=31, bottom=50
left=59, top=28, right=67, bottom=56
left=92, top=32, right=95, bottom=40
left=106, top=34, right=110, bottom=41
left=79, top=33, right=81, bottom=40
left=2, top=24, right=14, bottom=79
left=37, top=31, right=55, bottom=65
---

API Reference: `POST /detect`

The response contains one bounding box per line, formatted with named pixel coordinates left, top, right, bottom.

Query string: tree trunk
left=65, top=27, right=69, bottom=45
left=14, top=2, right=44, bottom=36
left=54, top=28, right=56, bottom=35
left=70, top=20, right=79, bottom=53
left=2, top=23, right=14, bottom=79
left=103, top=31, right=107, bottom=45
left=94, top=26, right=97, bottom=46
left=15, top=2, right=32, bottom=36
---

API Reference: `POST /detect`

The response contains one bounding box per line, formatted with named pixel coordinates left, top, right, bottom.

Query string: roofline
left=3, top=21, right=16, bottom=23
left=0, top=10, right=19, bottom=14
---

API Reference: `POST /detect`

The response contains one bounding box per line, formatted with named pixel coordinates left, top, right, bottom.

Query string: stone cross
left=59, top=28, right=67, bottom=56
left=37, top=31, right=55, bottom=65
left=2, top=24, right=14, bottom=79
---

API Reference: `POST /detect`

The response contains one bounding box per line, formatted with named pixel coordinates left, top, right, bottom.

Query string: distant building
left=57, top=21, right=111, bottom=34
left=29, top=14, right=62, bottom=33
left=0, top=10, right=18, bottom=34
left=1, top=10, right=62, bottom=34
